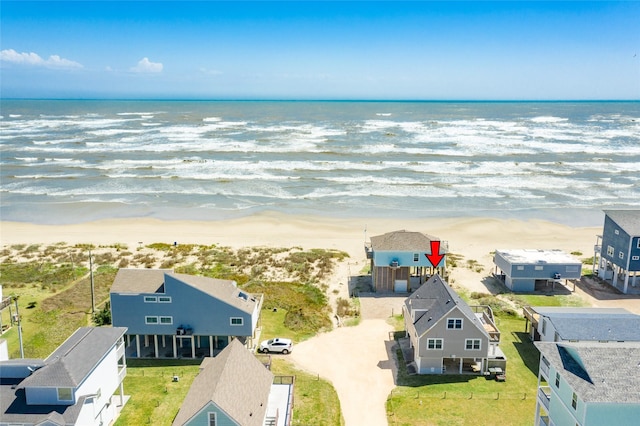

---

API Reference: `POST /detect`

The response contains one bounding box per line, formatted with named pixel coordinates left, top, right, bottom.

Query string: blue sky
left=1, top=1, right=639, bottom=100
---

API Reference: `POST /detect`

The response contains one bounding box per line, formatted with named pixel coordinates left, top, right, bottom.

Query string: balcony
left=538, top=386, right=551, bottom=410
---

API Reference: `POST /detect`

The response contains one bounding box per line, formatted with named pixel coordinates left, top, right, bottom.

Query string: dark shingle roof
left=172, top=339, right=273, bottom=426
left=535, top=341, right=640, bottom=403
left=532, top=307, right=640, bottom=341
left=370, top=230, right=439, bottom=251
left=19, top=327, right=126, bottom=388
left=604, top=210, right=640, bottom=236
left=0, top=385, right=84, bottom=425
left=405, top=275, right=488, bottom=338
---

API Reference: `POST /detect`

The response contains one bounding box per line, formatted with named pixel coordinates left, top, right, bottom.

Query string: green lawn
left=386, top=316, right=539, bottom=426
left=505, top=293, right=587, bottom=309
left=259, top=308, right=317, bottom=344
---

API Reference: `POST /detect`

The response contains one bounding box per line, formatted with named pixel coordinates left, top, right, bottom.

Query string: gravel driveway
left=290, top=295, right=406, bottom=426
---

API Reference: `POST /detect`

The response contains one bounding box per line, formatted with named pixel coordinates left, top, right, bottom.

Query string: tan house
left=403, top=275, right=505, bottom=375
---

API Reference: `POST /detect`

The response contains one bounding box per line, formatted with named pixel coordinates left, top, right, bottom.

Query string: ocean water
left=1, top=100, right=639, bottom=226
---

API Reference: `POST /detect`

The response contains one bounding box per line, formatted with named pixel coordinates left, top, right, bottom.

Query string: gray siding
left=184, top=402, right=239, bottom=426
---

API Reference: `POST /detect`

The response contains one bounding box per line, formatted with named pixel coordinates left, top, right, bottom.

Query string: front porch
left=124, top=333, right=236, bottom=359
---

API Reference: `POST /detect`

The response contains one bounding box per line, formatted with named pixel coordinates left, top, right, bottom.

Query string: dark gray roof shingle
left=536, top=341, right=640, bottom=403
left=532, top=307, right=640, bottom=341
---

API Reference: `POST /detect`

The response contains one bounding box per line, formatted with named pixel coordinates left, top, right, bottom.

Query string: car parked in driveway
left=259, top=337, right=293, bottom=354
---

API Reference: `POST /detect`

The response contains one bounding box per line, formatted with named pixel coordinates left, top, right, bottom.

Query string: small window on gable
left=555, top=372, right=560, bottom=388
left=447, top=318, right=462, bottom=329
left=619, top=251, right=624, bottom=259
left=208, top=412, right=217, bottom=426
left=571, top=392, right=578, bottom=409
left=607, top=246, right=614, bottom=257
left=144, top=296, right=157, bottom=303
left=158, top=296, right=171, bottom=303
left=57, top=387, right=73, bottom=401
left=413, top=253, right=419, bottom=262
left=230, top=317, right=243, bottom=326
left=614, top=229, right=619, bottom=235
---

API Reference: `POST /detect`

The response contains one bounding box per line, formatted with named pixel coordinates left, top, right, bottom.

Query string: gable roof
left=19, top=327, right=126, bottom=388
left=536, top=341, right=640, bottom=404
left=172, top=339, right=273, bottom=426
left=404, top=275, right=488, bottom=338
left=111, top=269, right=257, bottom=314
left=370, top=230, right=439, bottom=252
left=604, top=210, right=640, bottom=236
left=532, top=307, right=640, bottom=341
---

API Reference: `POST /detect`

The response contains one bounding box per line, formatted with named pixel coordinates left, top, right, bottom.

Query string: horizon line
left=2, top=98, right=639, bottom=103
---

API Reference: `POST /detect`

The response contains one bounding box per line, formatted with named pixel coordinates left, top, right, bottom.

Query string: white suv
left=259, top=337, right=293, bottom=354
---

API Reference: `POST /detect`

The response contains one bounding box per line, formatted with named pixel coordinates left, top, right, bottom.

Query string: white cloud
left=130, top=57, right=163, bottom=73
left=0, top=49, right=83, bottom=69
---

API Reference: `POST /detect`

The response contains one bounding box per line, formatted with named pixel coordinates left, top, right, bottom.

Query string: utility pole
left=13, top=296, right=24, bottom=358
left=89, top=249, right=95, bottom=315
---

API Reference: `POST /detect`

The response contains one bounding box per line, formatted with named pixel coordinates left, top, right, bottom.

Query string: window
left=535, top=265, right=544, bottom=271
left=144, top=296, right=157, bottom=303
left=465, top=339, right=481, bottom=350
left=619, top=251, right=624, bottom=259
left=208, top=412, right=217, bottom=426
left=447, top=318, right=463, bottom=329
left=158, top=296, right=172, bottom=303
left=516, top=265, right=524, bottom=270
left=542, top=319, right=547, bottom=335
left=145, top=316, right=158, bottom=324
left=230, top=317, right=243, bottom=326
left=566, top=265, right=579, bottom=273
left=637, top=239, right=640, bottom=249
left=571, top=392, right=578, bottom=409
left=160, top=316, right=173, bottom=324
left=614, top=229, right=620, bottom=235
left=413, top=253, right=419, bottom=262
left=555, top=372, right=560, bottom=388
left=607, top=245, right=614, bottom=256
left=57, top=387, right=73, bottom=401
left=633, top=256, right=640, bottom=261
left=427, top=338, right=443, bottom=350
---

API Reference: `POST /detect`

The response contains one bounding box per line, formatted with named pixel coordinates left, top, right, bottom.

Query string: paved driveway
left=290, top=295, right=405, bottom=426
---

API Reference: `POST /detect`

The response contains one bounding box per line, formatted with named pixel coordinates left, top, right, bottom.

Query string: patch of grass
left=386, top=314, right=404, bottom=332
left=505, top=294, right=586, bottom=309
left=387, top=316, right=538, bottom=426
left=271, top=358, right=344, bottom=426
left=115, top=360, right=201, bottom=426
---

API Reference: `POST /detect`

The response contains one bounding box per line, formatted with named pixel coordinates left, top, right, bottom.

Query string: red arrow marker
left=425, top=240, right=444, bottom=267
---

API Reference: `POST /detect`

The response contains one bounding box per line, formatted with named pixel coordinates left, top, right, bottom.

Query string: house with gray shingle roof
left=110, top=269, right=263, bottom=359
left=523, top=306, right=640, bottom=343
left=595, top=210, right=640, bottom=294
left=534, top=341, right=640, bottom=426
left=366, top=230, right=446, bottom=292
left=172, top=338, right=294, bottom=426
left=402, top=275, right=505, bottom=375
left=0, top=326, right=127, bottom=426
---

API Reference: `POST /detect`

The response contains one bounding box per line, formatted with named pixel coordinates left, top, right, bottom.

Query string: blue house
left=493, top=249, right=582, bottom=292
left=595, top=210, right=640, bottom=294
left=110, top=269, right=263, bottom=359
left=534, top=341, right=640, bottom=426
left=172, top=339, right=294, bottom=426
left=366, top=230, right=447, bottom=292
left=0, top=327, right=128, bottom=426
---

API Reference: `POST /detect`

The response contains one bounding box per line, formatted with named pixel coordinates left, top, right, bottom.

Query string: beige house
left=403, top=275, right=505, bottom=375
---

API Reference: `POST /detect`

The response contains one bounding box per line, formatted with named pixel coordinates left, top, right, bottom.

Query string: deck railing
left=538, top=386, right=551, bottom=410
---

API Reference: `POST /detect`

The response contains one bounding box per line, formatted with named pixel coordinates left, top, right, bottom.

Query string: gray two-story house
left=403, top=275, right=505, bottom=375
left=110, top=269, right=263, bottom=359
left=366, top=230, right=447, bottom=292
left=595, top=210, right=640, bottom=294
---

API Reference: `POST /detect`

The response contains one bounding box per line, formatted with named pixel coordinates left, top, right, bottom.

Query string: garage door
left=394, top=279, right=408, bottom=292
